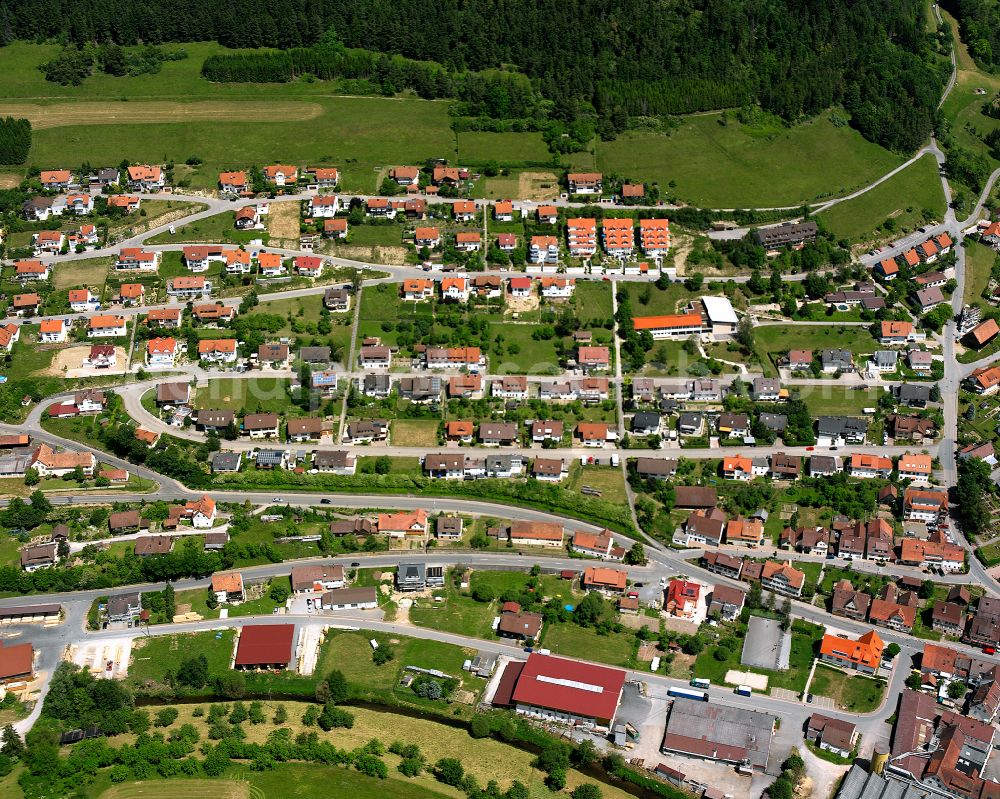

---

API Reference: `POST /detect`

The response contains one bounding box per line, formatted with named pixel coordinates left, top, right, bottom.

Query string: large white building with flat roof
left=699, top=296, right=739, bottom=340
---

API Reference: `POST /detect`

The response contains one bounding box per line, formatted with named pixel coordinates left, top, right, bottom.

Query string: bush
left=572, top=785, right=602, bottom=799
left=545, top=767, right=567, bottom=791
left=154, top=707, right=179, bottom=727
left=373, top=645, right=395, bottom=665
left=318, top=704, right=355, bottom=730
left=434, top=757, right=465, bottom=786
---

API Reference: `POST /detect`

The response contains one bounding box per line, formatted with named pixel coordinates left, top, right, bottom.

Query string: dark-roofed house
left=286, top=417, right=323, bottom=442
left=20, top=541, right=58, bottom=572
left=109, top=510, right=145, bottom=535
left=497, top=610, right=543, bottom=641
left=701, top=551, right=743, bottom=580
left=709, top=584, right=746, bottom=621
left=298, top=346, right=331, bottom=364
left=156, top=382, right=190, bottom=405
left=931, top=601, right=965, bottom=636
left=634, top=457, right=678, bottom=480
left=291, top=565, right=344, bottom=593
left=211, top=451, right=242, bottom=473
left=312, top=450, right=356, bottom=474
left=320, top=587, right=378, bottom=611
left=134, top=535, right=173, bottom=557
left=106, top=592, right=141, bottom=623
left=806, top=714, right=856, bottom=758
left=831, top=581, right=871, bottom=621
left=436, top=516, right=464, bottom=540
left=328, top=518, right=376, bottom=537
left=234, top=624, right=294, bottom=669
left=673, top=486, right=717, bottom=509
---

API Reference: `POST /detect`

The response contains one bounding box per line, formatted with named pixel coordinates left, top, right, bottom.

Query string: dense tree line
left=0, top=117, right=30, bottom=165
left=1, top=0, right=944, bottom=151
left=946, top=0, right=1000, bottom=68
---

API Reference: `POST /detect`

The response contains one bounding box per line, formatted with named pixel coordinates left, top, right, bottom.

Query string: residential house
left=242, top=413, right=280, bottom=439
left=818, top=630, right=884, bottom=675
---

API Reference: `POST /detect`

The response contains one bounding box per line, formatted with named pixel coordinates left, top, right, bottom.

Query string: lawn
left=573, top=281, right=614, bottom=325
left=345, top=224, right=406, bottom=247
left=596, top=111, right=903, bottom=208
left=358, top=282, right=403, bottom=323
left=52, top=256, right=112, bottom=291
left=566, top=464, right=629, bottom=505
left=798, top=386, right=885, bottom=416
left=408, top=586, right=498, bottom=639
left=816, top=154, right=946, bottom=243
left=171, top=586, right=282, bottom=621
left=692, top=618, right=823, bottom=695
left=390, top=419, right=440, bottom=447
left=146, top=210, right=264, bottom=245
left=469, top=571, right=580, bottom=605
left=964, top=239, right=997, bottom=304
left=127, top=630, right=236, bottom=686
left=754, top=324, right=876, bottom=375
left=314, top=630, right=478, bottom=714
left=809, top=663, right=885, bottom=712
left=13, top=94, right=456, bottom=194
left=250, top=295, right=326, bottom=330
left=541, top=623, right=636, bottom=667
left=624, top=281, right=701, bottom=317
left=489, top=322, right=563, bottom=374
left=194, top=377, right=292, bottom=413
left=457, top=131, right=551, bottom=164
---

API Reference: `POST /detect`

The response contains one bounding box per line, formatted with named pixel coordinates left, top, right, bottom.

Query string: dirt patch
left=329, top=244, right=409, bottom=264
left=99, top=780, right=250, bottom=799
left=620, top=613, right=658, bottom=632
left=506, top=293, right=540, bottom=315
left=724, top=669, right=769, bottom=690
left=518, top=171, right=560, bottom=201
left=266, top=200, right=302, bottom=244
left=0, top=172, right=21, bottom=189
left=670, top=231, right=696, bottom=275
left=0, top=101, right=323, bottom=130
left=109, top=203, right=207, bottom=239
left=44, top=345, right=128, bottom=378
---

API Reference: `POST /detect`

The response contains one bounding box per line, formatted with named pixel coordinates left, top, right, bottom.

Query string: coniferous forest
left=0, top=0, right=948, bottom=153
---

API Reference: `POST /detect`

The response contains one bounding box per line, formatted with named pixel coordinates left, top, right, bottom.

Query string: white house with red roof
left=127, top=165, right=165, bottom=191
left=38, top=318, right=66, bottom=344
left=68, top=289, right=97, bottom=312
left=32, top=230, right=65, bottom=255
left=145, top=337, right=179, bottom=367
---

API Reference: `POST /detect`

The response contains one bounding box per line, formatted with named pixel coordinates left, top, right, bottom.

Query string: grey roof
left=632, top=412, right=661, bottom=431
left=821, top=349, right=853, bottom=368
left=678, top=412, right=703, bottom=429
left=661, top=700, right=776, bottom=771
left=758, top=412, right=787, bottom=431
left=871, top=350, right=899, bottom=368
left=810, top=455, right=838, bottom=472
left=835, top=765, right=932, bottom=799
left=397, top=563, right=425, bottom=583
left=313, top=450, right=352, bottom=468
left=299, top=346, right=331, bottom=363
left=817, top=416, right=868, bottom=436
left=899, top=384, right=933, bottom=404
left=255, top=449, right=286, bottom=467
left=210, top=451, right=242, bottom=472
left=363, top=373, right=391, bottom=391
left=741, top=616, right=790, bottom=671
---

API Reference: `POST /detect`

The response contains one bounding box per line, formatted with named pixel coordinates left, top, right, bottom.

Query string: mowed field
left=816, top=154, right=946, bottom=242
left=593, top=111, right=904, bottom=208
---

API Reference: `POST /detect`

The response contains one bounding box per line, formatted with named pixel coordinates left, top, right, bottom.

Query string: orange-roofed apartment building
left=127, top=164, right=165, bottom=191
left=632, top=313, right=703, bottom=339
left=602, top=218, right=635, bottom=258
left=441, top=277, right=469, bottom=302
left=529, top=235, right=560, bottom=264
left=848, top=453, right=893, bottom=479
left=145, top=337, right=179, bottom=367
left=761, top=560, right=805, bottom=597
left=566, top=218, right=598, bottom=257
left=898, top=453, right=933, bottom=484
left=899, top=537, right=964, bottom=572
left=38, top=318, right=66, bottom=344
left=639, top=219, right=671, bottom=257
left=509, top=521, right=564, bottom=548
left=218, top=171, right=248, bottom=193
left=819, top=630, right=884, bottom=675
